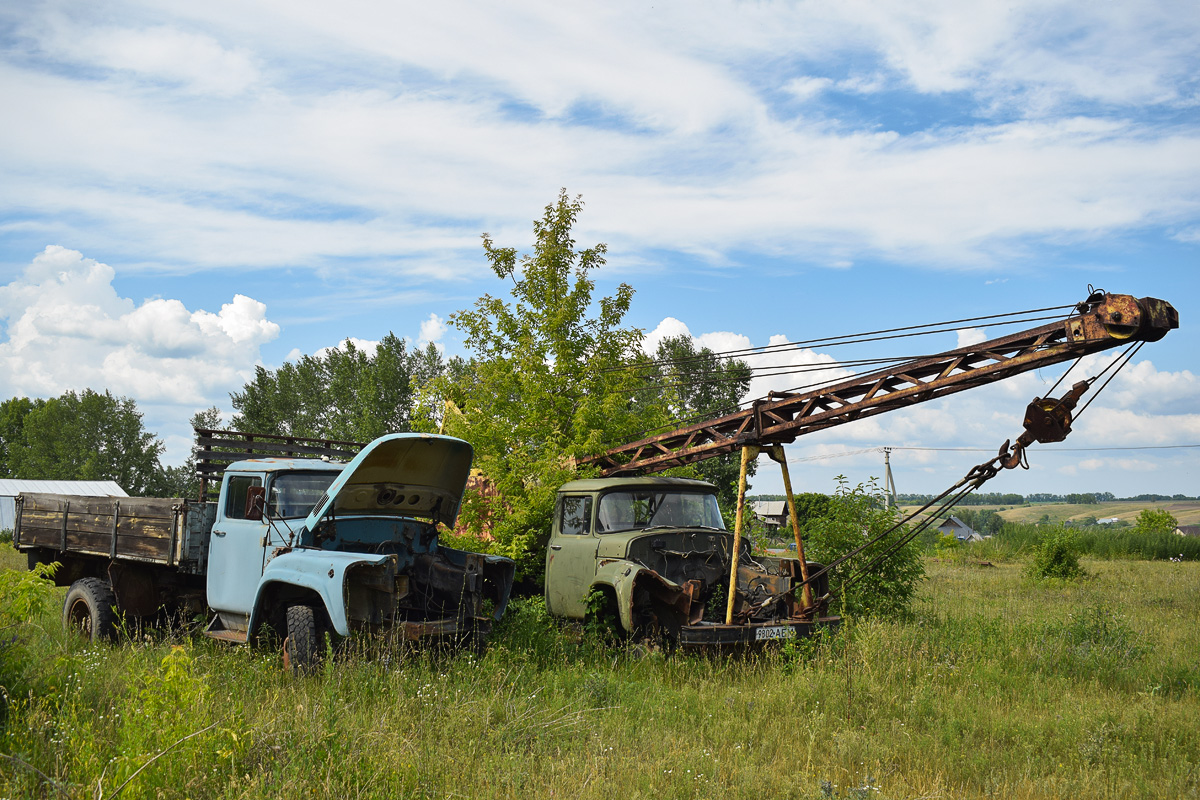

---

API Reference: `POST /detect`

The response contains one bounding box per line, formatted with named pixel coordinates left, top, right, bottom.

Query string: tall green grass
left=1, top=545, right=1197, bottom=799
left=948, top=521, right=1200, bottom=562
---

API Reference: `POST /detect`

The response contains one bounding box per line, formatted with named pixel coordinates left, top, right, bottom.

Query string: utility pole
left=883, top=447, right=898, bottom=510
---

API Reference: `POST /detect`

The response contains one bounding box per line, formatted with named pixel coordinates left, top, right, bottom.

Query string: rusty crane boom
left=582, top=291, right=1178, bottom=477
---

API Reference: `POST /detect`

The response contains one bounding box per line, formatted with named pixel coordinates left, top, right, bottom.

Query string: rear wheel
left=62, top=578, right=118, bottom=642
left=283, top=604, right=320, bottom=675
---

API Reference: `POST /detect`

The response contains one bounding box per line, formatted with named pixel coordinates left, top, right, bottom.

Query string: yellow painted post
left=770, top=445, right=814, bottom=613
left=725, top=445, right=757, bottom=625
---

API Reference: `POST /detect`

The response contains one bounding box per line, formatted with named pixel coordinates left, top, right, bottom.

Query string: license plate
left=755, top=625, right=797, bottom=641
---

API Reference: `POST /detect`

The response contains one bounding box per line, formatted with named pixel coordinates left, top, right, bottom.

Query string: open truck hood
left=304, top=433, right=473, bottom=531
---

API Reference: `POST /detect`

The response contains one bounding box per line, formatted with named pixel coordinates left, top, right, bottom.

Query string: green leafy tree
left=439, top=190, right=662, bottom=582
left=798, top=476, right=924, bottom=618
left=791, top=492, right=832, bottom=527
left=1133, top=508, right=1177, bottom=535
left=8, top=389, right=164, bottom=495
left=231, top=334, right=444, bottom=441
left=649, top=335, right=753, bottom=510
left=0, top=397, right=40, bottom=477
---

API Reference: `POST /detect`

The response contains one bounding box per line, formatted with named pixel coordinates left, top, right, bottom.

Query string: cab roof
left=224, top=457, right=346, bottom=474
left=558, top=476, right=716, bottom=493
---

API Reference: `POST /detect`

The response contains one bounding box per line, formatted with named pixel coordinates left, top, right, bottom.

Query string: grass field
left=1, top=545, right=1197, bottom=799
left=901, top=500, right=1200, bottom=527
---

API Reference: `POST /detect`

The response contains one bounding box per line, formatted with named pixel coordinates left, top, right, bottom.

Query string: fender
left=249, top=548, right=392, bottom=637
left=593, top=559, right=697, bottom=634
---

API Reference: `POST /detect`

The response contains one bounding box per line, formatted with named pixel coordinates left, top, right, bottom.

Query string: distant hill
left=899, top=500, right=1200, bottom=527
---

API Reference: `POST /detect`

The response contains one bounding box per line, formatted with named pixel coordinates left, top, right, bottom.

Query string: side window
left=224, top=475, right=263, bottom=521
left=560, top=496, right=593, bottom=536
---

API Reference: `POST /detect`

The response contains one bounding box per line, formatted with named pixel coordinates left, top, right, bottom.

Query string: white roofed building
left=0, top=480, right=128, bottom=531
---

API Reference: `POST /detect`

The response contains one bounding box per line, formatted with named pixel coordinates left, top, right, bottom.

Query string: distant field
left=902, top=500, right=1200, bottom=527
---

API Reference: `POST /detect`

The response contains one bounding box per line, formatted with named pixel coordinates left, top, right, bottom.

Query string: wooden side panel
left=17, top=493, right=184, bottom=565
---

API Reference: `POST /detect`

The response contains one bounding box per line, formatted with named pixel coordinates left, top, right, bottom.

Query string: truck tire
left=283, top=604, right=320, bottom=675
left=62, top=578, right=118, bottom=642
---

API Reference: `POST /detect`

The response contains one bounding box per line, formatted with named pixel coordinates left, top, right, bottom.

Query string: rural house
left=937, top=515, right=986, bottom=542
left=750, top=500, right=788, bottom=531
left=1175, top=524, right=1200, bottom=538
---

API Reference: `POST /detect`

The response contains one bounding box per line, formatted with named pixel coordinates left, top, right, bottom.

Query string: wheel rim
left=67, top=598, right=93, bottom=636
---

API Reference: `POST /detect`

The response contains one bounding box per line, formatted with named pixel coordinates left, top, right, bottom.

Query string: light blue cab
left=204, top=433, right=514, bottom=660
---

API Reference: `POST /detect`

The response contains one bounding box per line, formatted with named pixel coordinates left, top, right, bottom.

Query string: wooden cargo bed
left=15, top=493, right=213, bottom=571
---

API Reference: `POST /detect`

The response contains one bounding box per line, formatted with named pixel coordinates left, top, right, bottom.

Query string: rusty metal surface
left=583, top=294, right=1178, bottom=476
left=678, top=616, right=841, bottom=648
left=193, top=428, right=365, bottom=499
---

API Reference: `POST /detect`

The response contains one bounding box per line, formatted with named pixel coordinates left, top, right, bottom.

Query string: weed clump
left=1026, top=529, right=1085, bottom=580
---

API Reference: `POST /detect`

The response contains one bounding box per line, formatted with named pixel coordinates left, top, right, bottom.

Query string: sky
left=1, top=0, right=1197, bottom=498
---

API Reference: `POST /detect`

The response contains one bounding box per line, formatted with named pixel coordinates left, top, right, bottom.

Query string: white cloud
left=0, top=2, right=1197, bottom=278
left=70, top=25, right=261, bottom=96
left=642, top=317, right=694, bottom=355
left=784, top=76, right=833, bottom=101
left=1075, top=457, right=1157, bottom=472
left=956, top=327, right=989, bottom=347
left=0, top=244, right=279, bottom=418
left=314, top=337, right=380, bottom=359
left=418, top=313, right=447, bottom=347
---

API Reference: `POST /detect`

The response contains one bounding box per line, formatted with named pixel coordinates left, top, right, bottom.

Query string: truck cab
left=205, top=434, right=516, bottom=664
left=19, top=431, right=515, bottom=670
left=545, top=476, right=836, bottom=648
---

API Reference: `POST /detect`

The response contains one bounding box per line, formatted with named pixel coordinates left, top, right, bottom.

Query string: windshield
left=268, top=471, right=340, bottom=519
left=596, top=490, right=726, bottom=533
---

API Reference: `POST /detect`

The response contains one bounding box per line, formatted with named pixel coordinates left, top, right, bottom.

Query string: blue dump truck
left=15, top=433, right=515, bottom=671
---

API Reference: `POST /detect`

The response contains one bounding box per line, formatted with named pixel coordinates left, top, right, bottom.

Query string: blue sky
left=1, top=0, right=1197, bottom=497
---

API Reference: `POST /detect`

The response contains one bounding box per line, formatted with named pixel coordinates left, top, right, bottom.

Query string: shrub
left=933, top=532, right=960, bottom=560
left=799, top=476, right=924, bottom=619
left=0, top=559, right=59, bottom=712
left=1027, top=529, right=1085, bottom=580
left=1133, top=508, right=1177, bottom=535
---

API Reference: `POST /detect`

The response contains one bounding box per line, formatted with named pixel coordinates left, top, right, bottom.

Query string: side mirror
left=245, top=486, right=266, bottom=521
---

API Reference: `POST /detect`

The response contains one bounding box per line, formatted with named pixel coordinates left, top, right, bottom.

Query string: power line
left=630, top=304, right=1075, bottom=372
left=891, top=444, right=1200, bottom=453
left=783, top=443, right=1200, bottom=463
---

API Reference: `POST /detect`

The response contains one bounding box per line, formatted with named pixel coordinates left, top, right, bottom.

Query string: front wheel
left=282, top=604, right=321, bottom=675
left=62, top=578, right=118, bottom=642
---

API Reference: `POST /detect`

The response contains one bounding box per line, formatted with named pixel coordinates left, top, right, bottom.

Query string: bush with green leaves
left=798, top=477, right=924, bottom=619
left=933, top=532, right=960, bottom=560
left=1133, top=508, right=1177, bottom=535
left=1027, top=529, right=1086, bottom=580
left=0, top=560, right=58, bottom=707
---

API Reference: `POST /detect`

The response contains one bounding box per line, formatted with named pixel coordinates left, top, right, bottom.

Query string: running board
left=204, top=613, right=249, bottom=644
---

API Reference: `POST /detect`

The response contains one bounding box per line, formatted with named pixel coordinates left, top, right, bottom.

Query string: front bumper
left=678, top=616, right=841, bottom=648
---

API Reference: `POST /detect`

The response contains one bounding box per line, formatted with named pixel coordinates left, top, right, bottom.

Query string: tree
left=231, top=334, right=444, bottom=441
left=649, top=335, right=753, bottom=511
left=439, top=190, right=663, bottom=582
left=7, top=390, right=164, bottom=495
left=798, top=477, right=924, bottom=618
left=791, top=492, right=833, bottom=527
left=1133, top=508, right=1178, bottom=535
left=0, top=397, right=40, bottom=477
